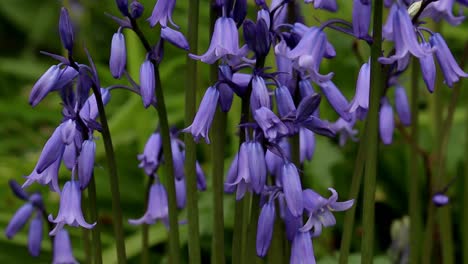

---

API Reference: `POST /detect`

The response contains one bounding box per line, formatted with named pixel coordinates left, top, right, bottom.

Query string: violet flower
left=419, top=42, right=436, bottom=92
left=287, top=27, right=334, bottom=83
left=5, top=203, right=34, bottom=239
left=290, top=231, right=316, bottom=264
left=300, top=188, right=354, bottom=237
left=379, top=6, right=430, bottom=68
left=348, top=61, right=370, bottom=120
left=140, top=59, right=156, bottom=108
left=138, top=132, right=162, bottom=176
left=147, top=0, right=177, bottom=28
left=304, top=0, right=337, bottom=12
left=23, top=156, right=61, bottom=193
left=421, top=0, right=465, bottom=25
left=281, top=162, right=304, bottom=217
left=78, top=139, right=96, bottom=189
left=395, top=86, right=411, bottom=126
left=28, top=214, right=43, bottom=257
left=29, top=65, right=61, bottom=107
left=300, top=128, right=315, bottom=163
left=256, top=199, right=275, bottom=257
left=433, top=193, right=450, bottom=207
left=275, top=40, right=293, bottom=86
left=275, top=85, right=296, bottom=118
left=189, top=16, right=245, bottom=64
left=352, top=0, right=371, bottom=39
left=59, top=7, right=74, bottom=52
left=35, top=125, right=66, bottom=174
left=379, top=97, right=394, bottom=145
left=130, top=1, right=144, bottom=19
left=183, top=86, right=219, bottom=143
left=430, top=33, right=468, bottom=87
left=175, top=178, right=186, bottom=209
left=171, top=137, right=185, bottom=180
left=318, top=81, right=351, bottom=121
left=53, top=229, right=78, bottom=264
left=48, top=181, right=96, bottom=235
left=129, top=182, right=169, bottom=225
left=161, top=27, right=190, bottom=51
left=109, top=31, right=126, bottom=79
left=254, top=107, right=289, bottom=141
left=331, top=116, right=358, bottom=146
left=250, top=75, right=271, bottom=112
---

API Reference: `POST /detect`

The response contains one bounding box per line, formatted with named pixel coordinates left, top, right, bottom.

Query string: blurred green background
left=0, top=0, right=467, bottom=263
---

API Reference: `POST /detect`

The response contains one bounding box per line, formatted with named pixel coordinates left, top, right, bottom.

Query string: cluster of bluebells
left=182, top=0, right=467, bottom=262
left=5, top=0, right=468, bottom=262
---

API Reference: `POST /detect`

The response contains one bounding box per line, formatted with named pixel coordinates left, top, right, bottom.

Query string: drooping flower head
left=53, top=229, right=78, bottom=264
left=147, top=0, right=177, bottom=28
left=129, top=182, right=169, bottom=226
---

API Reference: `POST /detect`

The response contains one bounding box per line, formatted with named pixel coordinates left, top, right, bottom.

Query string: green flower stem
left=232, top=198, right=245, bottom=264
left=360, top=0, right=383, bottom=263
left=142, top=176, right=155, bottom=264
left=464, top=84, right=468, bottom=264
left=88, top=174, right=103, bottom=264
left=82, top=193, right=92, bottom=264
left=154, top=68, right=181, bottom=264
left=240, top=192, right=252, bottom=264
left=408, top=58, right=421, bottom=264
left=129, top=18, right=181, bottom=264
left=338, top=130, right=366, bottom=264
left=184, top=0, right=202, bottom=263
left=90, top=84, right=127, bottom=263
left=422, top=204, right=435, bottom=264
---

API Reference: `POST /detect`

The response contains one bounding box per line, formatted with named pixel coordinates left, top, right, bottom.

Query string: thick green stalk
left=408, top=59, right=421, bottom=264
left=82, top=193, right=92, bottom=264
left=211, top=107, right=227, bottom=264
left=209, top=3, right=226, bottom=264
left=339, top=130, right=366, bottom=264
left=422, top=204, right=435, bottom=264
left=184, top=0, right=202, bottom=263
left=464, top=91, right=468, bottom=264
left=240, top=192, right=252, bottom=264
left=360, top=0, right=383, bottom=263
left=154, top=69, right=181, bottom=264
left=232, top=198, right=245, bottom=264
left=91, top=85, right=127, bottom=264
left=88, top=175, right=103, bottom=264
left=129, top=18, right=181, bottom=264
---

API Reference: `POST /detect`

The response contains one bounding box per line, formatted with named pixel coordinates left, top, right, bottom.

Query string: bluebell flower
left=161, top=27, right=190, bottom=51
left=226, top=141, right=267, bottom=198
left=348, top=61, right=370, bottom=120
left=433, top=193, right=450, bottom=207
left=130, top=1, right=144, bottom=19
left=331, top=116, right=358, bottom=146
left=250, top=75, right=271, bottom=112
left=175, top=178, right=186, bottom=209
left=171, top=137, right=185, bottom=180
left=138, top=132, right=162, bottom=176
left=116, top=0, right=129, bottom=17
left=28, top=213, right=43, bottom=256
left=5, top=203, right=34, bottom=239
left=318, top=81, right=351, bottom=121
left=430, top=33, right=468, bottom=87
left=282, top=199, right=302, bottom=241
left=379, top=97, right=394, bottom=145
left=140, top=59, right=156, bottom=108
left=352, top=0, right=371, bottom=39
left=48, top=181, right=96, bottom=235
left=256, top=199, right=275, bottom=257
left=9, top=179, right=29, bottom=200
left=60, top=119, right=76, bottom=145
left=183, top=86, right=219, bottom=143
left=304, top=0, right=337, bottom=12
left=29, top=65, right=61, bottom=107
left=274, top=40, right=293, bottom=86
left=281, top=162, right=304, bottom=217
left=300, top=188, right=354, bottom=237
left=300, top=128, right=315, bottom=163
left=421, top=0, right=465, bottom=25
left=147, top=0, right=177, bottom=28
left=232, top=0, right=248, bottom=26
left=271, top=0, right=287, bottom=29
left=109, top=31, right=127, bottom=79
left=290, top=231, right=316, bottom=264
left=35, top=125, right=66, bottom=174
left=53, top=229, right=78, bottom=264
left=395, top=86, right=411, bottom=126
left=243, top=15, right=271, bottom=57
left=419, top=42, right=436, bottom=92
left=59, top=8, right=74, bottom=52
left=23, top=156, right=61, bottom=193
left=254, top=107, right=289, bottom=141
left=78, top=140, right=96, bottom=189
left=224, top=153, right=239, bottom=193
left=379, top=6, right=430, bottom=67
left=189, top=17, right=246, bottom=64
left=129, top=182, right=169, bottom=225
left=79, top=88, right=111, bottom=123
left=63, top=133, right=80, bottom=170
left=266, top=139, right=290, bottom=176
left=196, top=162, right=207, bottom=191
left=287, top=27, right=334, bottom=83
left=275, top=85, right=296, bottom=118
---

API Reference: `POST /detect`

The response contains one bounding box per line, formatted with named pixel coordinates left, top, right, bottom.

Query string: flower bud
left=59, top=8, right=74, bottom=52
left=110, top=32, right=127, bottom=79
